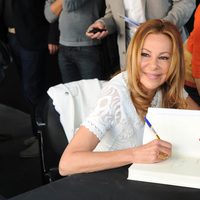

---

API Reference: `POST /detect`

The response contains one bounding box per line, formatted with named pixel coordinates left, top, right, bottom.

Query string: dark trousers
left=8, top=33, right=46, bottom=106
left=58, top=45, right=102, bottom=83
left=184, top=85, right=200, bottom=106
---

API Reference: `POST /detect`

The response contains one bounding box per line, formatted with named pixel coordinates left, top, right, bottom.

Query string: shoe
left=19, top=139, right=39, bottom=158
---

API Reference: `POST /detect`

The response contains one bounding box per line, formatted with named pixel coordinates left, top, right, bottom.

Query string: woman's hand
left=132, top=139, right=172, bottom=163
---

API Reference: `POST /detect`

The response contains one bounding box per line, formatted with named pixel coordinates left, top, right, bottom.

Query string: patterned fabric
left=82, top=72, right=162, bottom=151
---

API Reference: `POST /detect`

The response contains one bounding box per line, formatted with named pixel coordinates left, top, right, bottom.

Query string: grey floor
left=0, top=104, right=43, bottom=198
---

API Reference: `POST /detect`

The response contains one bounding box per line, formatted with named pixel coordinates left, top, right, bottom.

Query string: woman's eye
left=159, top=56, right=170, bottom=60
left=141, top=52, right=149, bottom=57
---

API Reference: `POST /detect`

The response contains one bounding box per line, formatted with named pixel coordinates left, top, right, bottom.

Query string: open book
left=128, top=108, right=200, bottom=189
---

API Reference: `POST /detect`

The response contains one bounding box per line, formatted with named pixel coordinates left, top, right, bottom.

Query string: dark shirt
left=1, top=0, right=59, bottom=49
left=0, top=0, right=6, bottom=42
left=13, top=0, right=49, bottom=50
left=3, top=0, right=14, bottom=28
left=1, top=0, right=49, bottom=50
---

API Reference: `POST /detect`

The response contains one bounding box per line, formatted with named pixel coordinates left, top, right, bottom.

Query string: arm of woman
left=59, top=126, right=171, bottom=176
left=59, top=126, right=132, bottom=176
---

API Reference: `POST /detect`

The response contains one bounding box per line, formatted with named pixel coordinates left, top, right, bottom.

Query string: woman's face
left=139, top=33, right=172, bottom=93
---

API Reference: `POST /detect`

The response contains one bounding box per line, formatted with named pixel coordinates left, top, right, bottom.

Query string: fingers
left=90, top=31, right=108, bottom=40
left=86, top=22, right=108, bottom=40
left=157, top=152, right=169, bottom=160
left=131, top=139, right=172, bottom=164
left=48, top=44, right=59, bottom=55
left=151, top=139, right=172, bottom=161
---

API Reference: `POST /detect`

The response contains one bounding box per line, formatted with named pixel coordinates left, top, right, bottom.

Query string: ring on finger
left=158, top=152, right=169, bottom=160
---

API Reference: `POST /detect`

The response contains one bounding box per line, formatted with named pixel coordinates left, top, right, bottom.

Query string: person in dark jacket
left=0, top=0, right=59, bottom=157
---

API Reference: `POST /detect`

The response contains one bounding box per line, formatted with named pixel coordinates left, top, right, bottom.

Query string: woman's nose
left=149, top=58, right=159, bottom=69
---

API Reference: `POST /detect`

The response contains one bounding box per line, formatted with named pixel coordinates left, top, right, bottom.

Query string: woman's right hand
left=132, top=139, right=172, bottom=163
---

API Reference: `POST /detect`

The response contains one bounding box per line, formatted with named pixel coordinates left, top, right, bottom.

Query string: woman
left=59, top=19, right=199, bottom=176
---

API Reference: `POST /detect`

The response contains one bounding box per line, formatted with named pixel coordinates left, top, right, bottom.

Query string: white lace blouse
left=82, top=72, right=184, bottom=152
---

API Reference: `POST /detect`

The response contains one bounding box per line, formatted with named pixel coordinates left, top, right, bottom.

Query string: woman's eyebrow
left=159, top=51, right=171, bottom=55
left=141, top=48, right=151, bottom=53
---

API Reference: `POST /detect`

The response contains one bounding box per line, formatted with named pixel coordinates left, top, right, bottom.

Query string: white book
left=128, top=108, right=200, bottom=189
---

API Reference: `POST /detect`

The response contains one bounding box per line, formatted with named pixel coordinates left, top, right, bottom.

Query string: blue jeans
left=8, top=33, right=46, bottom=105
left=58, top=45, right=102, bottom=83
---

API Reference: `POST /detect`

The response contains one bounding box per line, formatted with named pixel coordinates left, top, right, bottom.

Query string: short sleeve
left=81, top=84, right=121, bottom=140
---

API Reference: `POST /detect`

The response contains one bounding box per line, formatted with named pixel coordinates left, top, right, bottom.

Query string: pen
left=119, top=14, right=140, bottom=27
left=144, top=117, right=161, bottom=139
left=144, top=117, right=169, bottom=160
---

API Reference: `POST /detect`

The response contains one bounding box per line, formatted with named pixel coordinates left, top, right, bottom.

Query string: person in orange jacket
left=184, top=5, right=200, bottom=106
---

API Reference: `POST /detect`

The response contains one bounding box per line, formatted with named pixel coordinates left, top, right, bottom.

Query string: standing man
left=0, top=0, right=59, bottom=157
left=86, top=0, right=196, bottom=68
left=2, top=0, right=49, bottom=107
left=44, top=0, right=106, bottom=83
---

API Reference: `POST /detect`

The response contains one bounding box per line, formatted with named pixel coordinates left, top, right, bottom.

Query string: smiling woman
left=58, top=19, right=199, bottom=177
left=139, top=33, right=172, bottom=92
left=126, top=19, right=188, bottom=120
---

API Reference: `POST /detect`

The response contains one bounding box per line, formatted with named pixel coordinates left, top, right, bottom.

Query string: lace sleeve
left=82, top=84, right=121, bottom=140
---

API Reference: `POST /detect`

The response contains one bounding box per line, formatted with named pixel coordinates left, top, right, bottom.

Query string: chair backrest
left=37, top=79, right=107, bottom=182
left=47, top=79, right=107, bottom=142
left=36, top=95, right=68, bottom=183
left=44, top=98, right=68, bottom=156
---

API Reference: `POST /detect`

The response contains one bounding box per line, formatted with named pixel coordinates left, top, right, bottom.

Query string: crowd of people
left=0, top=0, right=199, bottom=174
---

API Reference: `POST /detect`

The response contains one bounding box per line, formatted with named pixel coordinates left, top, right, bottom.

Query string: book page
left=128, top=108, right=200, bottom=189
left=143, top=108, right=200, bottom=158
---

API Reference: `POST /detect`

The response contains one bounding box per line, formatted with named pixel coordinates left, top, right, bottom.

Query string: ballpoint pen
left=119, top=14, right=140, bottom=27
left=144, top=116, right=160, bottom=139
left=144, top=117, right=169, bottom=160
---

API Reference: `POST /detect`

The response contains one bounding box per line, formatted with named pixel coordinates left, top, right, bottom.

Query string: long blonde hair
left=126, top=19, right=187, bottom=120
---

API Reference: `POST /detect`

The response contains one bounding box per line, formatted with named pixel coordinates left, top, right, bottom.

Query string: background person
left=0, top=0, right=59, bottom=157
left=86, top=0, right=196, bottom=68
left=184, top=4, right=200, bottom=106
left=44, top=0, right=106, bottom=83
